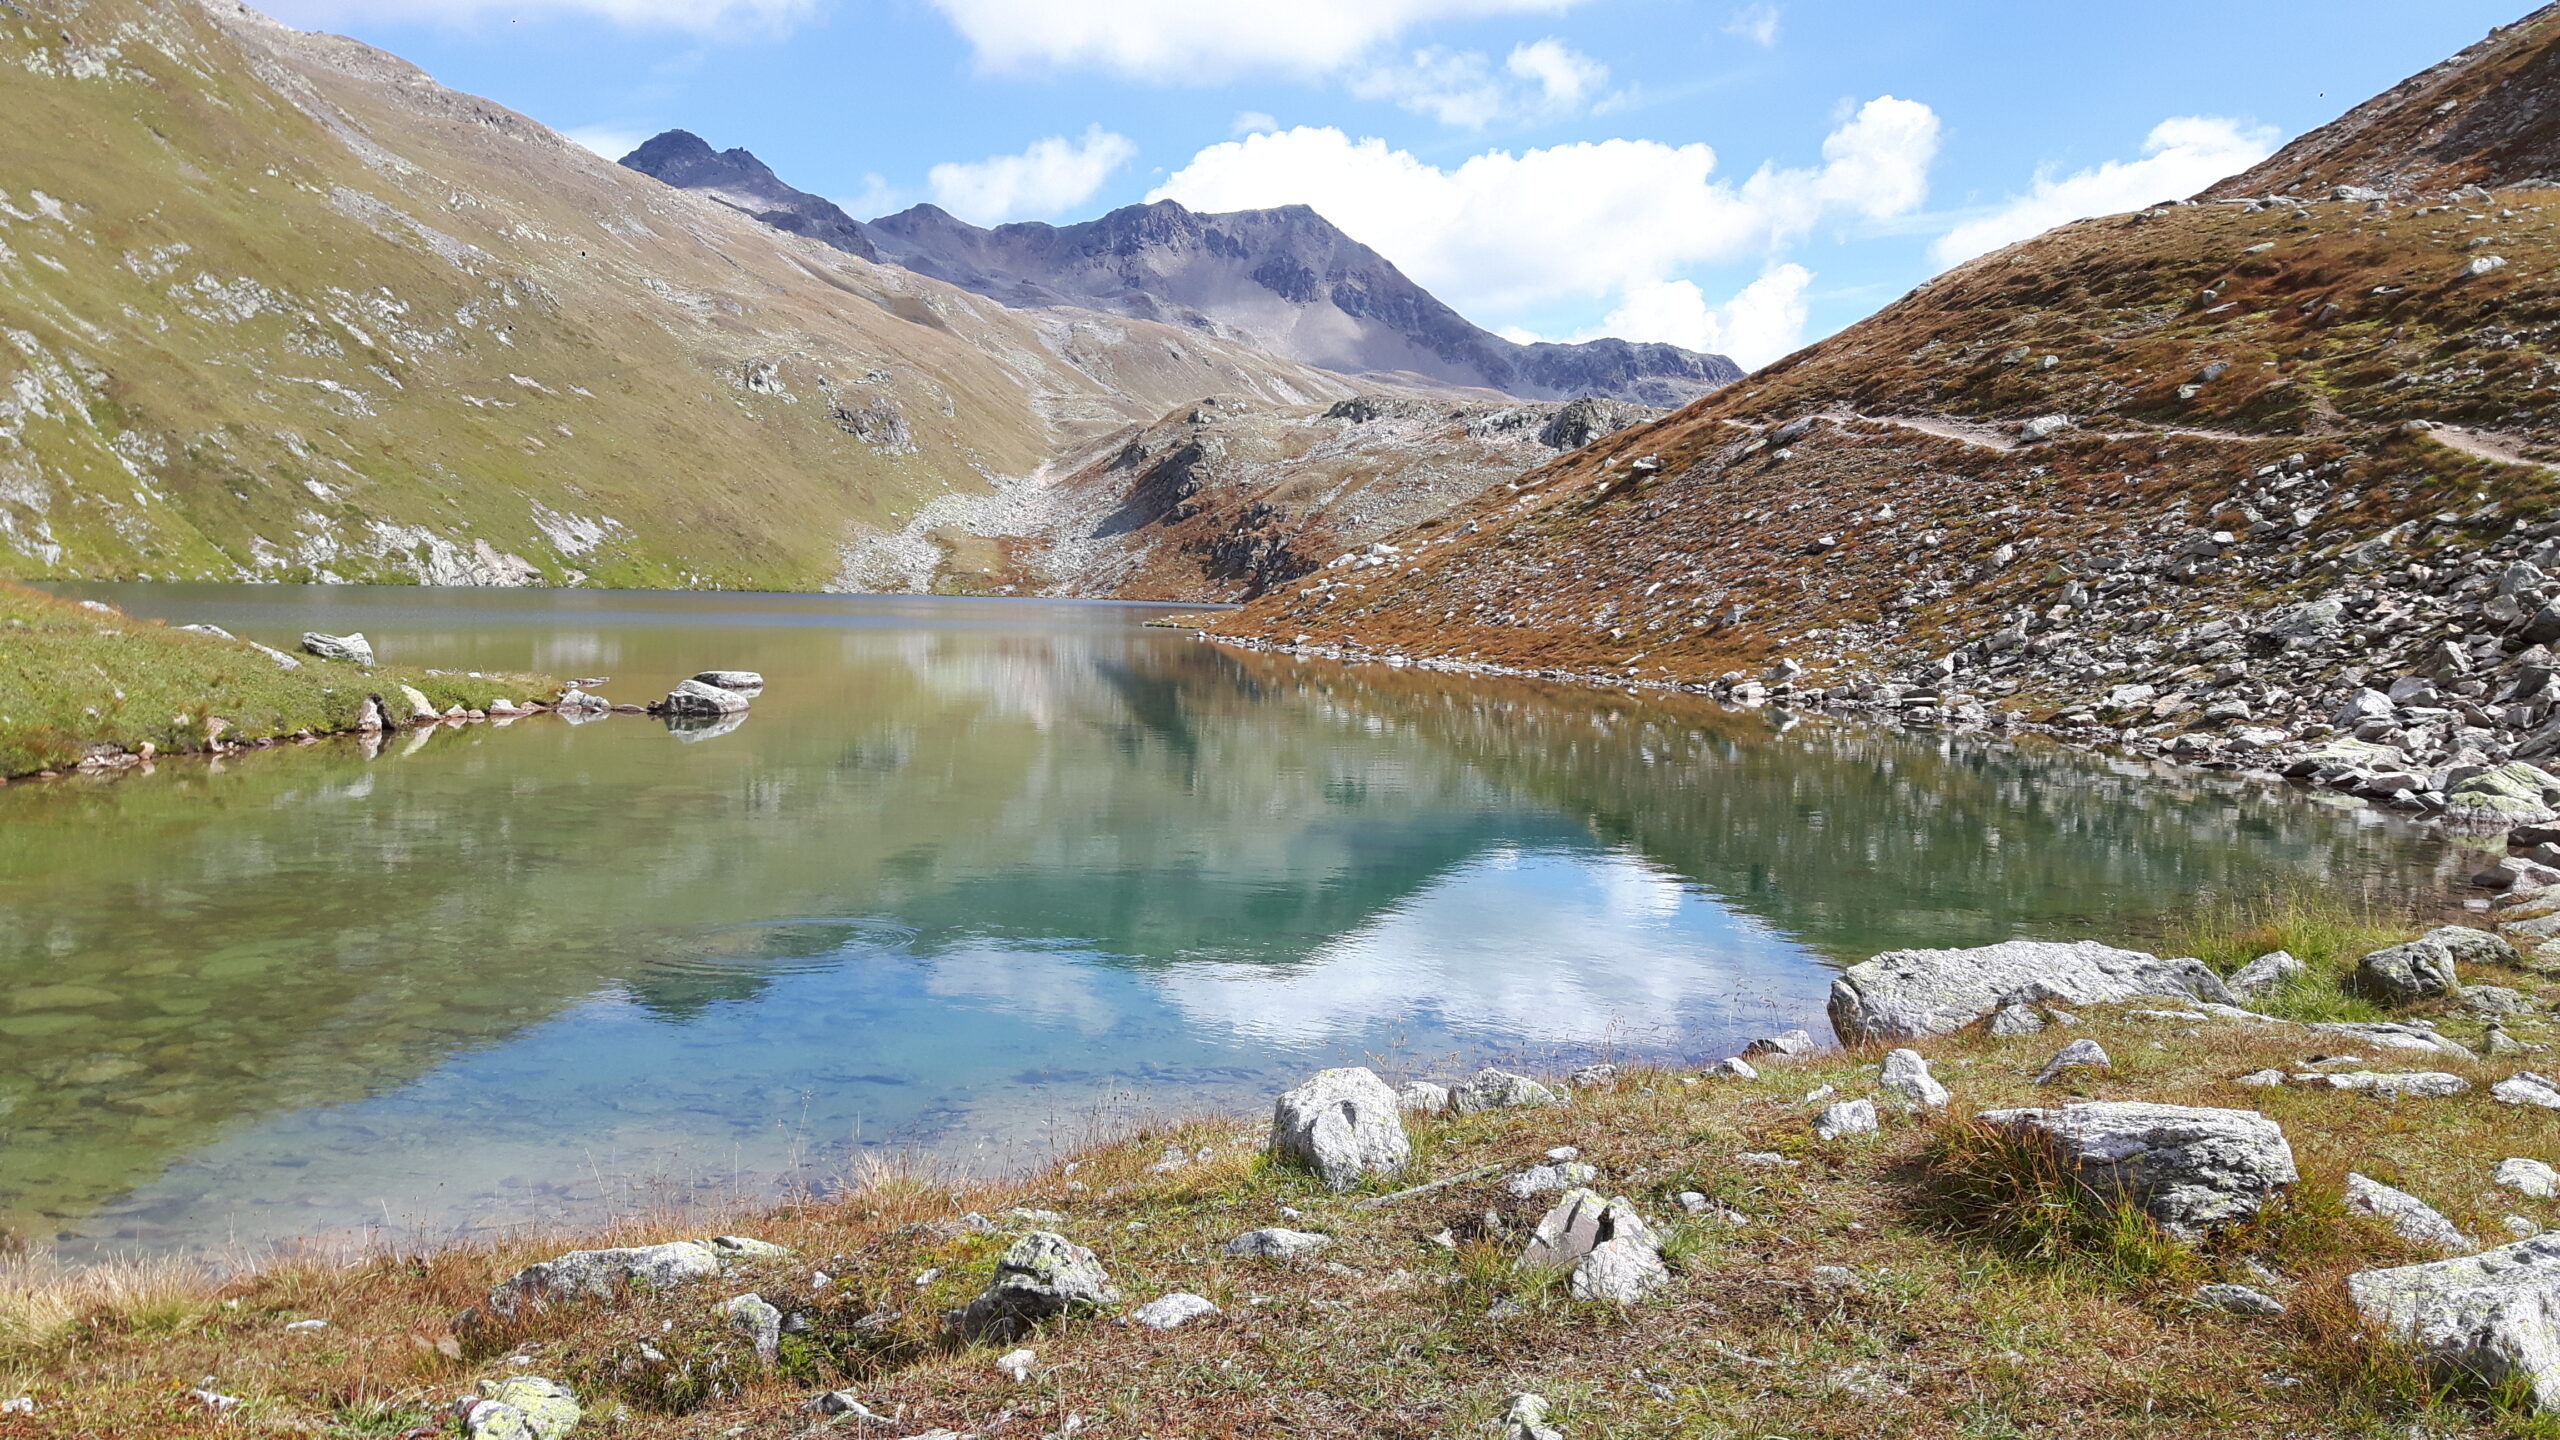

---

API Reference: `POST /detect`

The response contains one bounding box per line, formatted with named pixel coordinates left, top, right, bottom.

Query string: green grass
left=2148, top=888, right=2428, bottom=1022
left=0, top=582, right=553, bottom=776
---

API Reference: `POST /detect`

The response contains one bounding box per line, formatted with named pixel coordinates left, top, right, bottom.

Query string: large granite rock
left=1519, top=1188, right=1668, bottom=1303
left=2350, top=1235, right=2560, bottom=1410
left=1269, top=1067, right=1409, bottom=1190
left=1829, top=941, right=2232, bottom=1044
left=946, top=1232, right=1121, bottom=1341
left=301, top=631, right=374, bottom=665
left=2356, top=938, right=2465, bottom=1002
left=659, top=678, right=751, bottom=717
left=2346, top=1172, right=2474, bottom=1252
left=1975, top=1102, right=2297, bottom=1235
left=484, top=1236, right=783, bottom=1319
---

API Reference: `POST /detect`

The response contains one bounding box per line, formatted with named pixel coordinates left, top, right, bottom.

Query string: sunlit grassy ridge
left=0, top=581, right=550, bottom=775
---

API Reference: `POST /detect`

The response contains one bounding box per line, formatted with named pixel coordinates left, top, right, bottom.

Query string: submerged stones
left=1828, top=941, right=2232, bottom=1043
left=1974, top=1102, right=2297, bottom=1235
left=658, top=678, right=751, bottom=718
left=1270, top=1067, right=1409, bottom=1190
left=946, top=1232, right=1121, bottom=1341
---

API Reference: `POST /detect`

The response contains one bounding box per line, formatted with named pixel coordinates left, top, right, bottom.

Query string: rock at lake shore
left=1519, top=1188, right=1668, bottom=1302
left=483, top=1235, right=783, bottom=1319
left=946, top=1232, right=1120, bottom=1341
left=2356, top=938, right=2466, bottom=1002
left=1395, top=1080, right=1449, bottom=1115
left=1829, top=941, right=2232, bottom=1043
left=1449, top=1067, right=1566, bottom=1114
left=692, top=670, right=765, bottom=692
left=2430, top=926, right=2524, bottom=969
left=1270, top=1067, right=1409, bottom=1189
left=301, top=631, right=374, bottom=666
left=2225, top=950, right=2306, bottom=1001
left=2349, top=1234, right=2560, bottom=1411
left=1975, top=1102, right=2297, bottom=1235
left=659, top=678, right=752, bottom=717
left=1878, top=1048, right=1951, bottom=1111
left=1742, top=1030, right=1818, bottom=1059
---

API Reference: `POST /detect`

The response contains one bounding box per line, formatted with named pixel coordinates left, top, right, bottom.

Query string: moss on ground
left=0, top=582, right=553, bottom=777
left=13, top=910, right=2560, bottom=1436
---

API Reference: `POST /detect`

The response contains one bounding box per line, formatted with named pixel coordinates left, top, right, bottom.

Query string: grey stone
left=692, top=670, right=764, bottom=692
left=301, top=631, right=374, bottom=665
left=1877, top=1049, right=1950, bottom=1110
left=2225, top=950, right=2307, bottom=1001
left=2349, top=1235, right=2560, bottom=1409
left=2236, top=1068, right=2290, bottom=1087
left=1570, top=1238, right=1670, bottom=1303
left=2309, top=1072, right=2472, bottom=1099
left=1502, top=1393, right=1564, bottom=1440
left=2500, top=1159, right=2560, bottom=1199
left=1711, top=1057, right=1760, bottom=1080
left=463, top=1378, right=579, bottom=1440
left=1975, top=1102, right=2298, bottom=1234
left=1128, top=1292, right=1219, bottom=1329
left=2357, top=939, right=2465, bottom=1002
left=660, top=678, right=751, bottom=717
left=2035, top=1038, right=2112, bottom=1085
left=1449, top=1067, right=1565, bottom=1114
left=1270, top=1067, right=1409, bottom=1189
left=2346, top=1172, right=2474, bottom=1252
left=2194, top=1282, right=2287, bottom=1316
left=2495, top=1072, right=2560, bottom=1110
left=1569, top=1064, right=1619, bottom=1088
left=2311, top=1021, right=2475, bottom=1057
left=722, top=1293, right=781, bottom=1362
left=1814, top=1098, right=1879, bottom=1140
left=1742, top=1030, right=1819, bottom=1059
left=1505, top=1162, right=1600, bottom=1198
left=1395, top=1080, right=1449, bottom=1115
left=2468, top=985, right=2534, bottom=1016
left=1222, top=1228, right=1331, bottom=1260
left=1987, top=1004, right=2047, bottom=1037
left=947, top=1232, right=1121, bottom=1340
left=1828, top=941, right=2232, bottom=1044
left=486, top=1240, right=737, bottom=1318
left=2431, top=926, right=2525, bottom=969
left=1519, top=1188, right=1657, bottom=1270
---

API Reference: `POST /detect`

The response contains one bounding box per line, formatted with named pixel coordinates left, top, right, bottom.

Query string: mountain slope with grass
left=1207, top=3, right=2560, bottom=798
left=0, top=0, right=1391, bottom=594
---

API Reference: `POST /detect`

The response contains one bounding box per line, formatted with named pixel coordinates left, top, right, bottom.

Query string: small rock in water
left=301, top=631, right=374, bottom=665
left=659, top=678, right=751, bottom=717
left=1128, top=1292, right=1219, bottom=1329
left=692, top=670, right=764, bottom=692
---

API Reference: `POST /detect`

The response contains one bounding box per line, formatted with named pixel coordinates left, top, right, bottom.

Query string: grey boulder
left=1829, top=941, right=2231, bottom=1044
left=1975, top=1102, right=2297, bottom=1235
left=1128, top=1292, right=1219, bottom=1329
left=2349, top=1234, right=2560, bottom=1410
left=485, top=1236, right=781, bottom=1318
left=660, top=678, right=751, bottom=717
left=947, top=1232, right=1121, bottom=1340
left=1449, top=1067, right=1565, bottom=1114
left=1519, top=1187, right=1657, bottom=1270
left=2346, top=1172, right=2474, bottom=1252
left=2224, top=950, right=2306, bottom=1001
left=2035, top=1038, right=2112, bottom=1085
left=2429, top=926, right=2523, bottom=969
left=1222, top=1228, right=1332, bottom=1260
left=301, top=631, right=374, bottom=665
left=692, top=670, right=765, bottom=692
left=1815, top=1098, right=1879, bottom=1140
left=1877, top=1048, right=1950, bottom=1110
left=1395, top=1080, right=1450, bottom=1115
left=1270, top=1067, right=1409, bottom=1189
left=2356, top=938, right=2465, bottom=1002
left=1569, top=1237, right=1670, bottom=1303
left=2498, top=1073, right=2560, bottom=1110
left=722, top=1292, right=782, bottom=1362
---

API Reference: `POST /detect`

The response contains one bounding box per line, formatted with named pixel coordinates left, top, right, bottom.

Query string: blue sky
left=260, top=0, right=2525, bottom=367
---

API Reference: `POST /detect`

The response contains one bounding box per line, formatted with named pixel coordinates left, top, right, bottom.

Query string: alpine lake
left=0, top=585, right=2476, bottom=1260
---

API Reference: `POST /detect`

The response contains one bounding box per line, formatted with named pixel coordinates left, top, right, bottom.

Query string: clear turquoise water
left=1, top=584, right=2460, bottom=1258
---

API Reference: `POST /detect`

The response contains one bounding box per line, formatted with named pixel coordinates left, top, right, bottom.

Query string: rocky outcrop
left=946, top=1232, right=1121, bottom=1341
left=301, top=631, right=373, bottom=666
left=1828, top=941, right=2232, bottom=1044
left=2356, top=938, right=2467, bottom=1002
left=1269, top=1067, right=1409, bottom=1190
left=1518, top=1188, right=1668, bottom=1302
left=2345, top=1172, right=2474, bottom=1252
left=1976, top=1102, right=2298, bottom=1235
left=619, top=130, right=883, bottom=261
left=483, top=1235, right=783, bottom=1319
left=657, top=678, right=751, bottom=718
left=2350, top=1234, right=2560, bottom=1411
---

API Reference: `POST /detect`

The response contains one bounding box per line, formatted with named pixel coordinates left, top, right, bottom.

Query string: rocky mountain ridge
left=1204, top=2, right=2560, bottom=818
left=619, top=133, right=1739, bottom=408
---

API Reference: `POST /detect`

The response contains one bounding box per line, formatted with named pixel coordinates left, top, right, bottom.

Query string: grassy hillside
left=0, top=581, right=549, bottom=775
left=0, top=0, right=1378, bottom=594
left=12, top=903, right=2560, bottom=1437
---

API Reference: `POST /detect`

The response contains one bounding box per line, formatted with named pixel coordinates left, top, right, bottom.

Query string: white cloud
left=1150, top=97, right=1939, bottom=318
left=926, top=0, right=1582, bottom=80
left=1346, top=38, right=1608, bottom=128
left=562, top=125, right=648, bottom=161
left=1724, top=1, right=1780, bottom=46
left=1931, top=115, right=2279, bottom=268
left=261, top=0, right=814, bottom=35
left=927, top=125, right=1138, bottom=225
left=1583, top=264, right=1813, bottom=369
left=1506, top=38, right=1607, bottom=111
left=1232, top=111, right=1282, bottom=137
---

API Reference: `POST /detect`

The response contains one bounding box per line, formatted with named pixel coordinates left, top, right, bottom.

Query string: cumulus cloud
left=1725, top=1, right=1780, bottom=46
left=1583, top=265, right=1814, bottom=369
left=927, top=125, right=1138, bottom=225
left=1931, top=116, right=2279, bottom=268
left=1232, top=111, right=1282, bottom=137
left=1348, top=39, right=1607, bottom=128
left=562, top=125, right=649, bottom=161
left=263, top=0, right=814, bottom=35
left=1150, top=97, right=1940, bottom=318
left=926, top=0, right=1582, bottom=80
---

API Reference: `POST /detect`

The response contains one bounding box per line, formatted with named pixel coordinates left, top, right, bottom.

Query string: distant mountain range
left=621, top=131, right=1740, bottom=408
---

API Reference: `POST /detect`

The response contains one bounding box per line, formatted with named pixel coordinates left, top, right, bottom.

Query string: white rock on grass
left=2349, top=1234, right=2560, bottom=1410
left=2346, top=1172, right=2475, bottom=1253
left=2500, top=1159, right=2560, bottom=1199
left=2225, top=950, right=2306, bottom=1001
left=1743, top=1030, right=1818, bottom=1059
left=1270, top=1068, right=1409, bottom=1190
left=1129, top=1292, right=1219, bottom=1329
left=1395, top=1081, right=1449, bottom=1115
left=1877, top=1049, right=1951, bottom=1110
left=1814, top=1099, right=1879, bottom=1140
left=1828, top=940, right=2232, bottom=1043
left=1975, top=1102, right=2297, bottom=1235
left=2193, top=1282, right=2286, bottom=1316
left=1450, top=1067, right=1566, bottom=1113
left=301, top=631, right=374, bottom=665
left=2307, top=1072, right=2473, bottom=1099
left=2496, top=1073, right=2560, bottom=1110
left=722, top=1293, right=781, bottom=1363
left=485, top=1236, right=783, bottom=1319
left=1570, top=1237, right=1670, bottom=1303
left=1711, top=1057, right=1759, bottom=1080
left=1503, top=1393, right=1564, bottom=1440
left=2236, top=1068, right=2289, bottom=1087
left=946, top=1232, right=1122, bottom=1341
left=1519, top=1188, right=1657, bottom=1269
left=461, top=1378, right=580, bottom=1440
left=995, top=1348, right=1036, bottom=1382
left=1222, top=1228, right=1331, bottom=1260
left=398, top=683, right=439, bottom=723
left=2035, top=1039, right=2111, bottom=1085
left=1505, top=1162, right=1600, bottom=1198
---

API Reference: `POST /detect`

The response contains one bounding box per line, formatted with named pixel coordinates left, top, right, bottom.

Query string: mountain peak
left=620, top=129, right=879, bottom=262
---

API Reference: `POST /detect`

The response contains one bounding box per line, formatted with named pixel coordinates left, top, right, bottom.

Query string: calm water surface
left=1, top=585, right=2470, bottom=1257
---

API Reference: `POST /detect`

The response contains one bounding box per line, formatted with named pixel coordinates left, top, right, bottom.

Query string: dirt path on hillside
left=2419, top=421, right=2560, bottom=471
